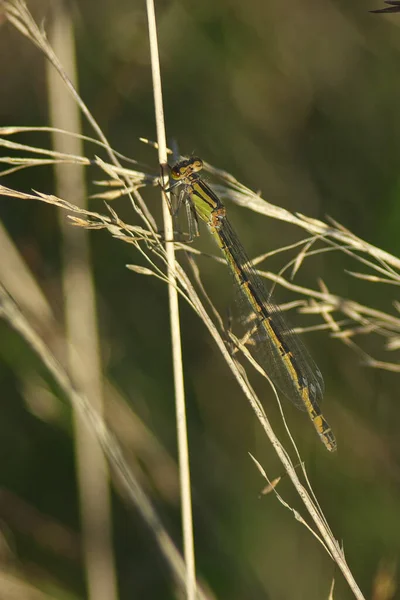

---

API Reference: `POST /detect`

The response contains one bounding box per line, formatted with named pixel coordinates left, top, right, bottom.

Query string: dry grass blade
left=249, top=454, right=334, bottom=557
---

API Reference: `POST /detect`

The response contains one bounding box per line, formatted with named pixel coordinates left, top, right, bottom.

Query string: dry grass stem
left=145, top=0, right=197, bottom=598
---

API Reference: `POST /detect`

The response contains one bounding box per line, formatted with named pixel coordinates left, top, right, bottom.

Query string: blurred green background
left=1, top=0, right=400, bottom=598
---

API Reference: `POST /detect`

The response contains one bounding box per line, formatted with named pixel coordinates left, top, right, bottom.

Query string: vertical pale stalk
left=145, top=1, right=196, bottom=598
left=46, top=2, right=118, bottom=600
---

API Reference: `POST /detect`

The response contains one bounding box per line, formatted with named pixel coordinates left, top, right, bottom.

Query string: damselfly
left=169, top=157, right=336, bottom=452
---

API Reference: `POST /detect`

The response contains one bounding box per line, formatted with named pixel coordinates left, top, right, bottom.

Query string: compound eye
left=170, top=166, right=180, bottom=179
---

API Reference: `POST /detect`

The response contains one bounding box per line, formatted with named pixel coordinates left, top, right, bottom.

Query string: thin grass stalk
left=145, top=1, right=197, bottom=598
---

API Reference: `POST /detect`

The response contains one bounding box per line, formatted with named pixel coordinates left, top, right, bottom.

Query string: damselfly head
left=170, top=157, right=204, bottom=180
